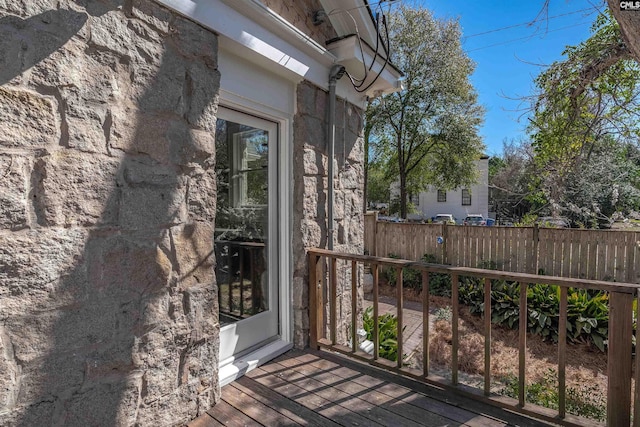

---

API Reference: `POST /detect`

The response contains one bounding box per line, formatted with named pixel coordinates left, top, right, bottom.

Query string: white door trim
left=215, top=51, right=294, bottom=381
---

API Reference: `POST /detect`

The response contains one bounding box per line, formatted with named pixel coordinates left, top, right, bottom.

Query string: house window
left=462, top=189, right=471, bottom=206
left=410, top=193, right=419, bottom=207
left=437, top=190, right=446, bottom=202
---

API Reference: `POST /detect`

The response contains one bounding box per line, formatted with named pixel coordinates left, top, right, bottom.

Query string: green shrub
left=382, top=253, right=612, bottom=352
left=362, top=306, right=404, bottom=362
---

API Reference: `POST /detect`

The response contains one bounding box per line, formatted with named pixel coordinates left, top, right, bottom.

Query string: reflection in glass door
left=215, top=108, right=278, bottom=361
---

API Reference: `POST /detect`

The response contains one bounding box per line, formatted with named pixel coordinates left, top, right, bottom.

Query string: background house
left=396, top=157, right=489, bottom=222
left=0, top=0, right=401, bottom=425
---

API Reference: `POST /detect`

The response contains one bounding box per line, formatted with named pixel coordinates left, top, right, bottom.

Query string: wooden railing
left=308, top=248, right=640, bottom=427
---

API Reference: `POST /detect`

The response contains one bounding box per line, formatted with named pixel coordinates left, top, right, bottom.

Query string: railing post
left=309, top=251, right=322, bottom=349
left=607, top=291, right=633, bottom=426
left=634, top=288, right=640, bottom=427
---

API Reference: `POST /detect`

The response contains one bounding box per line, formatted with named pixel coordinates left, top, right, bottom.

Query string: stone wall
left=292, top=80, right=365, bottom=348
left=0, top=1, right=220, bottom=425
left=261, top=0, right=337, bottom=46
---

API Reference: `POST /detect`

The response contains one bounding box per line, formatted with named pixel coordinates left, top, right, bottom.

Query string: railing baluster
left=452, top=273, right=459, bottom=385
left=330, top=257, right=337, bottom=345
left=558, top=286, right=567, bottom=419
left=228, top=243, right=233, bottom=313
left=423, top=270, right=430, bottom=377
left=397, top=267, right=404, bottom=369
left=518, top=282, right=527, bottom=407
left=373, top=263, right=379, bottom=361
left=484, top=277, right=491, bottom=396
left=607, top=291, right=633, bottom=426
left=634, top=288, right=640, bottom=427
left=351, top=260, right=357, bottom=353
left=239, top=247, right=245, bottom=316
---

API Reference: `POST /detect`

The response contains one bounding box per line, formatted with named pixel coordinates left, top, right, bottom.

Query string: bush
left=362, top=306, right=404, bottom=362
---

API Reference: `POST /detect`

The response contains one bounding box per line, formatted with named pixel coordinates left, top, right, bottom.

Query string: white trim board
left=218, top=339, right=293, bottom=387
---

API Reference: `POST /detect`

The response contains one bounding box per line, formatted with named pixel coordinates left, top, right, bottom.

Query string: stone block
left=131, top=0, right=172, bottom=34
left=0, top=155, right=28, bottom=229
left=0, top=327, right=20, bottom=411
left=123, top=157, right=180, bottom=186
left=171, top=14, right=218, bottom=68
left=301, top=220, right=323, bottom=250
left=119, top=186, right=186, bottom=230
left=57, top=372, right=143, bottom=427
left=89, top=10, right=136, bottom=58
left=0, top=228, right=88, bottom=306
left=292, top=276, right=308, bottom=310
left=294, top=114, right=324, bottom=149
left=86, top=234, right=172, bottom=300
left=0, top=87, right=57, bottom=148
left=0, top=0, right=57, bottom=18
left=136, top=47, right=187, bottom=116
left=303, top=147, right=328, bottom=176
left=186, top=168, right=216, bottom=222
left=34, top=151, right=121, bottom=226
left=171, top=222, right=215, bottom=287
left=296, top=81, right=316, bottom=115
left=186, top=61, right=220, bottom=132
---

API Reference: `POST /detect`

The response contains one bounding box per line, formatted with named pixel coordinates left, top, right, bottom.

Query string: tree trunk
left=399, top=171, right=407, bottom=219
left=607, top=0, right=640, bottom=63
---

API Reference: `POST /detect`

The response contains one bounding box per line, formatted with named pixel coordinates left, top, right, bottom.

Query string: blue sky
left=405, top=0, right=603, bottom=156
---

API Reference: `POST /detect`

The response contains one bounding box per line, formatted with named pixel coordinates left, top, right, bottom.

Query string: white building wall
left=412, top=158, right=489, bottom=223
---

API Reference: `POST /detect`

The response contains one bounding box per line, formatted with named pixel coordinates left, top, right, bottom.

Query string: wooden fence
left=364, top=212, right=640, bottom=284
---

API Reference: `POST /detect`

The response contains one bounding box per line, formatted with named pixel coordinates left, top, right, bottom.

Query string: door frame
left=216, top=107, right=280, bottom=363
left=216, top=48, right=295, bottom=386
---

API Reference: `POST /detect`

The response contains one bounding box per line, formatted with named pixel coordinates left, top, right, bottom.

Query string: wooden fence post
left=442, top=222, right=448, bottom=265
left=607, top=291, right=634, bottom=426
left=531, top=224, right=539, bottom=274
left=373, top=211, right=378, bottom=257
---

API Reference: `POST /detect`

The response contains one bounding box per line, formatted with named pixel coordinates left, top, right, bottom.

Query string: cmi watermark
left=620, top=1, right=640, bottom=10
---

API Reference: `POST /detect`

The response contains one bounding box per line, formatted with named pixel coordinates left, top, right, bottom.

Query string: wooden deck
left=188, top=349, right=556, bottom=427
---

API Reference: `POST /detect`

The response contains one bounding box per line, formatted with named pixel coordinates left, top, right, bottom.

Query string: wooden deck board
left=190, top=349, right=559, bottom=427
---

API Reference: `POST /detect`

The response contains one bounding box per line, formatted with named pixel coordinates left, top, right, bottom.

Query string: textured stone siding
left=261, top=0, right=337, bottom=46
left=292, top=81, right=365, bottom=348
left=0, top=1, right=220, bottom=425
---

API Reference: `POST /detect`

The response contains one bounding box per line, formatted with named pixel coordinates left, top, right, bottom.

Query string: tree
left=489, top=139, right=535, bottom=222
left=528, top=11, right=640, bottom=224
left=366, top=5, right=485, bottom=218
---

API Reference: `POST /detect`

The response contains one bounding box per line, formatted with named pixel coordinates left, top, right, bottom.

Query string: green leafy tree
left=367, top=5, right=485, bottom=219
left=528, top=11, right=640, bottom=224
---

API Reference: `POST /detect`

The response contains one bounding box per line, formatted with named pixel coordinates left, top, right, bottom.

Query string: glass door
left=215, top=107, right=279, bottom=362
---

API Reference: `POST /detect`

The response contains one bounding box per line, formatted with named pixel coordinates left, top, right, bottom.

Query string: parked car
left=432, top=214, right=456, bottom=225
left=463, top=214, right=486, bottom=226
